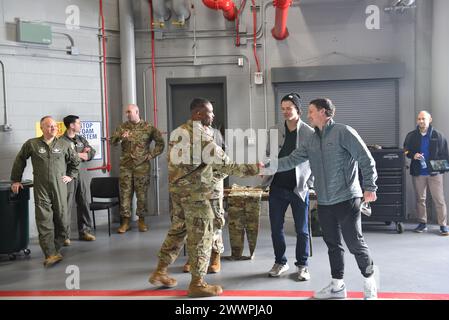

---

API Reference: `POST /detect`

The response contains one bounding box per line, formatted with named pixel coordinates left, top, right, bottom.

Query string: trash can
left=0, top=180, right=33, bottom=260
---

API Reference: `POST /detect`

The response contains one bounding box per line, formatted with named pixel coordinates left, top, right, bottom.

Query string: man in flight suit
left=111, top=104, right=165, bottom=233
left=10, top=116, right=80, bottom=267
left=62, top=115, right=96, bottom=243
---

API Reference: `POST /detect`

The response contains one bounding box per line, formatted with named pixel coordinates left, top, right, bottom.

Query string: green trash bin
left=0, top=180, right=33, bottom=260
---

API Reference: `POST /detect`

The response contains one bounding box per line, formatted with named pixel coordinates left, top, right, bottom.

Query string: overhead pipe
left=88, top=0, right=112, bottom=172
left=119, top=0, right=137, bottom=105
left=202, top=0, right=237, bottom=21
left=171, top=0, right=191, bottom=26
left=149, top=0, right=161, bottom=215
left=271, top=0, right=292, bottom=40
left=0, top=60, right=10, bottom=131
left=251, top=0, right=261, bottom=72
left=152, top=0, right=171, bottom=27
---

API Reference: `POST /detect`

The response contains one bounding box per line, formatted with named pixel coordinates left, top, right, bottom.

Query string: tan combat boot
left=149, top=260, right=177, bottom=288
left=80, top=232, right=96, bottom=241
left=183, top=261, right=190, bottom=273
left=117, top=217, right=131, bottom=234
left=188, top=276, right=223, bottom=298
left=207, top=252, right=221, bottom=273
left=138, top=217, right=148, bottom=232
left=43, top=253, right=63, bottom=268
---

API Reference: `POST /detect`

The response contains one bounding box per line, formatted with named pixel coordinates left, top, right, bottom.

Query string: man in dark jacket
left=403, top=110, right=449, bottom=236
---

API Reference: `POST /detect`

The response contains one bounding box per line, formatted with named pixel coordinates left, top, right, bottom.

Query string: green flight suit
left=10, top=136, right=80, bottom=258
left=62, top=132, right=96, bottom=238
left=111, top=120, right=165, bottom=218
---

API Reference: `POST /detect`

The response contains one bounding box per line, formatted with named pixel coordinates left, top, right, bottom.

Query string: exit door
left=167, top=77, right=227, bottom=139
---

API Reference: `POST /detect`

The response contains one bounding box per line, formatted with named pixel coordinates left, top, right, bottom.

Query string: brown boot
left=43, top=253, right=63, bottom=268
left=149, top=260, right=177, bottom=288
left=79, top=232, right=96, bottom=241
left=117, top=217, right=131, bottom=234
left=183, top=262, right=191, bottom=273
left=138, top=217, right=148, bottom=232
left=188, top=276, right=223, bottom=298
left=207, top=252, right=221, bottom=273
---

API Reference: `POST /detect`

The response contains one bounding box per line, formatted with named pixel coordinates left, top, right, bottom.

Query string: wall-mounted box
left=16, top=20, right=52, bottom=45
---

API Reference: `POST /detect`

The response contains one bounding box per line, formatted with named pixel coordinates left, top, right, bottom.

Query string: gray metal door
left=167, top=78, right=227, bottom=137
left=275, top=79, right=399, bottom=147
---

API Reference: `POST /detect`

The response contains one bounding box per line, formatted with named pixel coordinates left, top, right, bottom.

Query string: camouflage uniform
left=227, top=185, right=263, bottom=259
left=210, top=179, right=225, bottom=254
left=158, top=120, right=259, bottom=278
left=207, top=127, right=227, bottom=254
left=62, top=132, right=96, bottom=238
left=111, top=120, right=164, bottom=218
left=10, top=136, right=79, bottom=258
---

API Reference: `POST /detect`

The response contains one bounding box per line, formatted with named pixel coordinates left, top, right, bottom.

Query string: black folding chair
left=90, top=177, right=120, bottom=236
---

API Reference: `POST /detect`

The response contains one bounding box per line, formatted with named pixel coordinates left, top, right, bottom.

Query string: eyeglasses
left=361, top=201, right=372, bottom=217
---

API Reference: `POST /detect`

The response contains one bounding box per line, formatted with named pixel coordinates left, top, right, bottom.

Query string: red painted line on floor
left=0, top=290, right=449, bottom=299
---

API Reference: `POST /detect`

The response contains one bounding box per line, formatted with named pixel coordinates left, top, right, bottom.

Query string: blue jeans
left=268, top=185, right=310, bottom=266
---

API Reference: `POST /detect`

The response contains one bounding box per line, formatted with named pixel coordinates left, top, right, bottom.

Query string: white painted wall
left=0, top=0, right=121, bottom=237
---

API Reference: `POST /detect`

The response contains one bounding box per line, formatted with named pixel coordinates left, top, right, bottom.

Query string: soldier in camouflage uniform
left=10, top=116, right=80, bottom=267
left=62, top=115, right=97, bottom=243
left=111, top=104, right=165, bottom=233
left=149, top=98, right=259, bottom=298
left=183, top=126, right=227, bottom=274
left=227, top=185, right=263, bottom=259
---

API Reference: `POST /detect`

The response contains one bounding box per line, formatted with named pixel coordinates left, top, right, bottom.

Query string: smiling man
left=262, top=98, right=378, bottom=299
left=261, top=93, right=314, bottom=281
left=10, top=116, right=80, bottom=267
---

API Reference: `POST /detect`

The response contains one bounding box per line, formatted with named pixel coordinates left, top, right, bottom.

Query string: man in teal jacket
left=262, top=98, right=378, bottom=300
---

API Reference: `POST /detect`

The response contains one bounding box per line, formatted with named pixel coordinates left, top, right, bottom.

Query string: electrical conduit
left=149, top=0, right=160, bottom=215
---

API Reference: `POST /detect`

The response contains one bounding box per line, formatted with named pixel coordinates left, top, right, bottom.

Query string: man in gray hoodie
left=262, top=98, right=378, bottom=300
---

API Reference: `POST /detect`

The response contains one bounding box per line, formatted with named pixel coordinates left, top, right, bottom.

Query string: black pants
left=318, top=198, right=373, bottom=279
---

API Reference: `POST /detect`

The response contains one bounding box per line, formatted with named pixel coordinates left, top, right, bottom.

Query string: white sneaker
left=297, top=266, right=311, bottom=281
left=314, top=279, right=347, bottom=299
left=268, top=263, right=289, bottom=277
left=364, top=274, right=378, bottom=300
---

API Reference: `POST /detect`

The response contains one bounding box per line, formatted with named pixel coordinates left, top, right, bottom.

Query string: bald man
left=10, top=116, right=80, bottom=267
left=404, top=111, right=449, bottom=236
left=111, top=104, right=165, bottom=233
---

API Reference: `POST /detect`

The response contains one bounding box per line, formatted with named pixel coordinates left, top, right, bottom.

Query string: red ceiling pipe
left=202, top=0, right=237, bottom=21
left=88, top=0, right=112, bottom=172
left=271, top=0, right=292, bottom=40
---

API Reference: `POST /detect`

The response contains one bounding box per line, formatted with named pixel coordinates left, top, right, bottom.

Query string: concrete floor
left=1, top=213, right=448, bottom=300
